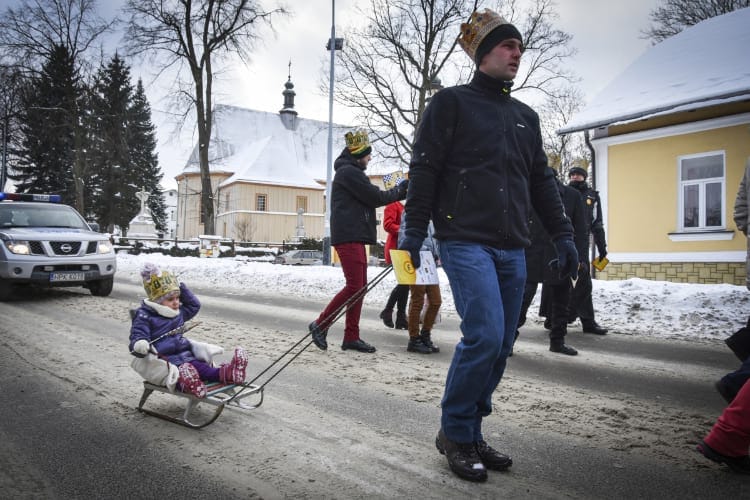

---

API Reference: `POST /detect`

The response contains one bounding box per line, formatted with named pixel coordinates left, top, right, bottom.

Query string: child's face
left=161, top=293, right=181, bottom=310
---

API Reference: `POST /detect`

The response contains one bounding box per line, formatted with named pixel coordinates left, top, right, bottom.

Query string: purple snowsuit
left=129, top=283, right=201, bottom=366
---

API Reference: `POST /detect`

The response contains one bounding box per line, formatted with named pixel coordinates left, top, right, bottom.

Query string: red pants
left=316, top=243, right=367, bottom=342
left=704, top=379, right=750, bottom=457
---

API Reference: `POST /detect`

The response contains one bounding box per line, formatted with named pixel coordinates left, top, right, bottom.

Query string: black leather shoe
left=475, top=439, right=513, bottom=470
left=379, top=309, right=394, bottom=328
left=697, top=440, right=750, bottom=474
left=341, top=339, right=376, bottom=353
left=543, top=318, right=551, bottom=330
left=714, top=379, right=736, bottom=404
left=582, top=322, right=608, bottom=335
left=435, top=429, right=487, bottom=482
left=550, top=343, right=578, bottom=355
left=308, top=321, right=328, bottom=350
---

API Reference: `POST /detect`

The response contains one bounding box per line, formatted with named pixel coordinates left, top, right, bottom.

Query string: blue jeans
left=438, top=241, right=526, bottom=443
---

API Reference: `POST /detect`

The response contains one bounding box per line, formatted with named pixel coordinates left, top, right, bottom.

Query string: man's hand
left=398, top=235, right=423, bottom=269
left=553, top=236, right=579, bottom=280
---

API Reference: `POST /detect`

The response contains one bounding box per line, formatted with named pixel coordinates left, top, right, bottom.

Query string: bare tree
left=0, top=0, right=114, bottom=69
left=538, top=84, right=588, bottom=175
left=332, top=0, right=576, bottom=164
left=0, top=65, right=25, bottom=190
left=0, top=0, right=115, bottom=210
left=122, top=0, right=287, bottom=235
left=641, top=0, right=750, bottom=44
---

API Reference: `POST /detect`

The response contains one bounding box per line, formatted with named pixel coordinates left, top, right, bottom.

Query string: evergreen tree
left=89, top=53, right=137, bottom=233
left=11, top=44, right=81, bottom=203
left=129, top=79, right=167, bottom=234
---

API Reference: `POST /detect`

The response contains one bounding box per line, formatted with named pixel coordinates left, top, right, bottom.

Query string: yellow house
left=559, top=8, right=750, bottom=285
left=175, top=79, right=396, bottom=245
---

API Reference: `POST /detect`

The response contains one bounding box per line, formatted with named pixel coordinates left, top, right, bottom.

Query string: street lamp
left=323, top=0, right=343, bottom=266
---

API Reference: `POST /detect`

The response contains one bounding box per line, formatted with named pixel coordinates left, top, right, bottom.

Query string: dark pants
left=721, top=356, right=750, bottom=399
left=567, top=265, right=595, bottom=323
left=540, top=280, right=572, bottom=342
left=518, top=281, right=538, bottom=329
left=384, top=284, right=409, bottom=313
left=315, top=242, right=367, bottom=342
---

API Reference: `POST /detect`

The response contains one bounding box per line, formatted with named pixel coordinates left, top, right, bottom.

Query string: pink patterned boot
left=222, top=347, right=248, bottom=384
left=177, top=363, right=207, bottom=398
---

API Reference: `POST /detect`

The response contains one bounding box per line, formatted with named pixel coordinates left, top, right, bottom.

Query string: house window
left=256, top=193, right=267, bottom=212
left=678, top=152, right=724, bottom=230
left=296, top=196, right=307, bottom=213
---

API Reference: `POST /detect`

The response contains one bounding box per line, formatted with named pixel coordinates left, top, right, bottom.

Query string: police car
left=0, top=192, right=116, bottom=300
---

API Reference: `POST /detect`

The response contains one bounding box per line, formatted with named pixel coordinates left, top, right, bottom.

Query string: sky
left=122, top=0, right=658, bottom=190
left=0, top=0, right=658, bottom=192
left=116, top=251, right=750, bottom=343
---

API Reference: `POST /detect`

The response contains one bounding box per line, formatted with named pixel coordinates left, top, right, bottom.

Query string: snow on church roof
left=559, top=7, right=750, bottom=134
left=182, top=105, right=347, bottom=190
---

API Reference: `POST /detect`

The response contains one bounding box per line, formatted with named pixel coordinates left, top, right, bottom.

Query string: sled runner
left=137, top=379, right=264, bottom=429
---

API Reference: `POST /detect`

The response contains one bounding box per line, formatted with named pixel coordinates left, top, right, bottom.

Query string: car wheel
left=88, top=277, right=114, bottom=297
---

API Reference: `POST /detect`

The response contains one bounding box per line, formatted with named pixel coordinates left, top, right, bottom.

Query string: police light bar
left=0, top=192, right=62, bottom=203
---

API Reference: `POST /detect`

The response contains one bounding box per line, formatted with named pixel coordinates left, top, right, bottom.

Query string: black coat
left=525, top=179, right=587, bottom=284
left=404, top=70, right=572, bottom=249
left=569, top=180, right=607, bottom=257
left=330, top=149, right=407, bottom=246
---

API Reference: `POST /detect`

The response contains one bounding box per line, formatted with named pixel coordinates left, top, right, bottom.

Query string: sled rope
left=229, top=265, right=394, bottom=401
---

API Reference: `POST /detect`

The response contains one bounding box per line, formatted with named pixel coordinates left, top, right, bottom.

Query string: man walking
left=566, top=166, right=609, bottom=335
left=400, top=9, right=578, bottom=482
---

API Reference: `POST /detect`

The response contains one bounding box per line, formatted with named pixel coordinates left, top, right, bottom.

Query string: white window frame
left=676, top=151, right=725, bottom=232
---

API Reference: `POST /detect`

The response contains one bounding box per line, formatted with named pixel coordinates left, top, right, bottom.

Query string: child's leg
left=177, top=363, right=207, bottom=398
left=191, top=359, right=221, bottom=382
left=218, top=348, right=248, bottom=383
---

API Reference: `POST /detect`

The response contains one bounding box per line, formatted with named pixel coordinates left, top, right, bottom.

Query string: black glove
left=398, top=234, right=423, bottom=269
left=553, top=236, right=579, bottom=280
left=597, top=246, right=607, bottom=260
left=396, top=179, right=409, bottom=199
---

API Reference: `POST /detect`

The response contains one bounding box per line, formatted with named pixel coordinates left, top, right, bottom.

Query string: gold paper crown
left=458, top=9, right=511, bottom=61
left=143, top=271, right=180, bottom=302
left=345, top=129, right=371, bottom=157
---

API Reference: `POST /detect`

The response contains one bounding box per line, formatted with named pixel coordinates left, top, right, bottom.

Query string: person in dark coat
left=398, top=9, right=578, bottom=482
left=308, top=130, right=408, bottom=353
left=515, top=170, right=587, bottom=355
left=129, top=263, right=248, bottom=398
left=566, top=166, right=609, bottom=335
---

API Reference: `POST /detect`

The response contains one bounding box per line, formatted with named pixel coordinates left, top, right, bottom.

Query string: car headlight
left=97, top=241, right=113, bottom=254
left=5, top=240, right=31, bottom=255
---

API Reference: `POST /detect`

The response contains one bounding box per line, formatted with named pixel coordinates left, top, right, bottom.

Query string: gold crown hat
left=458, top=9, right=521, bottom=64
left=141, top=263, right=180, bottom=302
left=345, top=129, right=372, bottom=159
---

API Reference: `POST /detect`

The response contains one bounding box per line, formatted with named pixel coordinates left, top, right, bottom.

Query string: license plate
left=50, top=272, right=85, bottom=282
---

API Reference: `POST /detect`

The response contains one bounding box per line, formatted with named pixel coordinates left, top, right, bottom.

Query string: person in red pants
left=308, top=129, right=407, bottom=353
left=697, top=380, right=750, bottom=474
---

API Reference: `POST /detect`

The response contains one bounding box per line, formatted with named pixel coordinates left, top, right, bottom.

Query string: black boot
left=582, top=321, right=608, bottom=335
left=543, top=317, right=551, bottom=330
left=435, top=429, right=487, bottom=482
left=379, top=308, right=394, bottom=328
left=407, top=336, right=432, bottom=354
left=550, top=340, right=578, bottom=355
left=308, top=321, right=328, bottom=350
left=419, top=330, right=439, bottom=353
left=395, top=311, right=408, bottom=330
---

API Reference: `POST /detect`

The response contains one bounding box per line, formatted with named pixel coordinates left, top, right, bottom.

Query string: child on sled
left=129, top=263, right=248, bottom=398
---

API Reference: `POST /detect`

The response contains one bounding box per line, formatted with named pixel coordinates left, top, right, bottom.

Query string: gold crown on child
left=143, top=271, right=180, bottom=301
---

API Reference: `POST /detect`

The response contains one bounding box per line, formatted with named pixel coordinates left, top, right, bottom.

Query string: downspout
left=584, top=130, right=597, bottom=278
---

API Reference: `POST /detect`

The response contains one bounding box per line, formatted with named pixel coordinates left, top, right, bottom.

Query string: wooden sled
left=137, top=380, right=264, bottom=429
